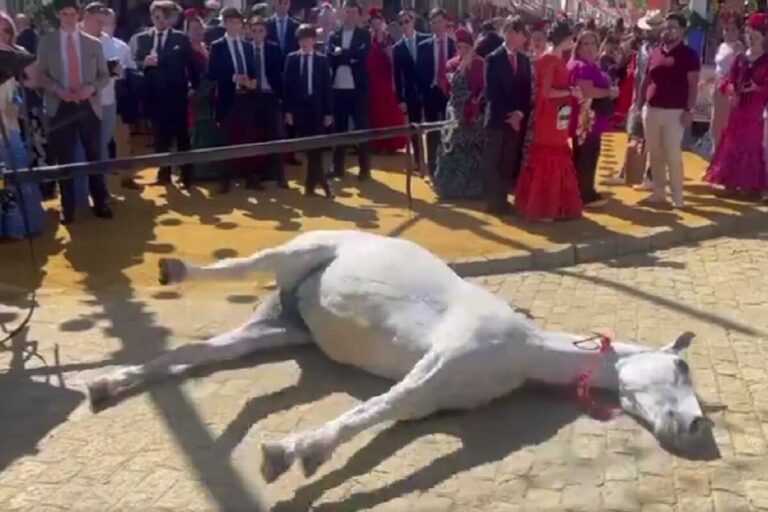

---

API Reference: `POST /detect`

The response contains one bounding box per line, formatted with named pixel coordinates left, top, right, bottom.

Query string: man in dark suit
left=393, top=10, right=428, bottom=166
left=328, top=0, right=371, bottom=180
left=417, top=8, right=455, bottom=178
left=266, top=0, right=298, bottom=58
left=475, top=20, right=504, bottom=58
left=208, top=7, right=259, bottom=193
left=135, top=0, right=199, bottom=188
left=284, top=24, right=334, bottom=198
left=267, top=0, right=301, bottom=166
left=480, top=16, right=531, bottom=215
left=247, top=16, right=288, bottom=189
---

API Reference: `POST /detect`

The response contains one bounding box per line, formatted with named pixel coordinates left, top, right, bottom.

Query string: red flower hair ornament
left=747, top=12, right=768, bottom=33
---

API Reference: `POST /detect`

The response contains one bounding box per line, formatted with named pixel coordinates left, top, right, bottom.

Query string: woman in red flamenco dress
left=705, top=13, right=768, bottom=195
left=515, top=20, right=583, bottom=221
left=366, top=8, right=408, bottom=153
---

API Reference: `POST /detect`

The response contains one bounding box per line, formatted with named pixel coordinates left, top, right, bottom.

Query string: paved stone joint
left=2, top=234, right=768, bottom=511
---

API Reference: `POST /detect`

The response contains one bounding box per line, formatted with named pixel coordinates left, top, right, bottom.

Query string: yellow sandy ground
left=0, top=132, right=763, bottom=295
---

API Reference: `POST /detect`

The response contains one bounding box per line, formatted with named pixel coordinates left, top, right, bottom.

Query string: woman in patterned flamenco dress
left=705, top=13, right=768, bottom=195
left=515, top=20, right=583, bottom=222
left=366, top=8, right=407, bottom=153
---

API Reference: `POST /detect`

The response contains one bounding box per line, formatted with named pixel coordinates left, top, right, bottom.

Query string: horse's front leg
left=260, top=351, right=446, bottom=482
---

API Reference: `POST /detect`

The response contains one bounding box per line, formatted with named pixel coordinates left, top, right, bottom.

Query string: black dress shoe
left=93, top=205, right=113, bottom=219
left=246, top=181, right=266, bottom=191
left=277, top=180, right=290, bottom=189
left=358, top=171, right=370, bottom=182
left=487, top=203, right=513, bottom=216
left=60, top=213, right=74, bottom=225
left=304, top=188, right=317, bottom=197
left=219, top=181, right=232, bottom=194
left=321, top=182, right=335, bottom=199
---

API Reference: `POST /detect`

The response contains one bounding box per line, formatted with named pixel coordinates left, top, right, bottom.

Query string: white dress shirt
left=333, top=28, right=355, bottom=90
left=225, top=34, right=247, bottom=83
left=100, top=33, right=135, bottom=106
left=253, top=44, right=272, bottom=92
left=432, top=36, right=448, bottom=87
left=60, top=29, right=83, bottom=89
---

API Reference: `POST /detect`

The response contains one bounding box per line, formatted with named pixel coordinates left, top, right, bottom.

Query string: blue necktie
left=233, top=40, right=245, bottom=75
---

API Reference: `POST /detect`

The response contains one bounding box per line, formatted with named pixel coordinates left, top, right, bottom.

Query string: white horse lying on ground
left=86, top=230, right=711, bottom=482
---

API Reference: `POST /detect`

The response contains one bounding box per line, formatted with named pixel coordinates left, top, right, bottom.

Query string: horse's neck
left=524, top=330, right=649, bottom=390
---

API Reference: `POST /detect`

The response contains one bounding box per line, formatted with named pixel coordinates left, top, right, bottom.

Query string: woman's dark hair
left=665, top=12, right=688, bottom=29
left=547, top=19, right=572, bottom=46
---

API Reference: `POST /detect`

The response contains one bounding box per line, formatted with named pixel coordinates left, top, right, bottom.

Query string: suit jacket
left=416, top=35, right=456, bottom=97
left=483, top=45, right=532, bottom=130
left=37, top=30, right=110, bottom=118
left=475, top=31, right=504, bottom=58
left=283, top=51, right=333, bottom=122
left=252, top=40, right=284, bottom=99
left=134, top=28, right=199, bottom=93
left=208, top=37, right=257, bottom=122
left=328, top=27, right=371, bottom=91
left=392, top=32, right=429, bottom=104
left=266, top=16, right=299, bottom=60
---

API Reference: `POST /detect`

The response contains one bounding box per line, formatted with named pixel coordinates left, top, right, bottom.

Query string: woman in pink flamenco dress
left=705, top=13, right=768, bottom=194
left=366, top=8, right=408, bottom=153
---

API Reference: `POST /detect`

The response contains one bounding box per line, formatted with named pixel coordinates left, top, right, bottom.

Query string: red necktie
left=437, top=39, right=449, bottom=95
left=509, top=52, right=517, bottom=74
left=67, top=34, right=81, bottom=90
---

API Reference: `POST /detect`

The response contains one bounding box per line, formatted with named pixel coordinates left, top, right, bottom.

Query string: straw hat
left=637, top=10, right=664, bottom=30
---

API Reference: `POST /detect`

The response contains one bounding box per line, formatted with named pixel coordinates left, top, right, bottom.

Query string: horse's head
left=615, top=332, right=712, bottom=450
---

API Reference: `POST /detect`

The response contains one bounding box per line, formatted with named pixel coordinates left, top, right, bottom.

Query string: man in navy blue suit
left=393, top=9, right=428, bottom=166
left=266, top=0, right=298, bottom=64
left=208, top=7, right=258, bottom=193
left=284, top=24, right=335, bottom=198
left=417, top=8, right=455, bottom=178
left=480, top=16, right=532, bottom=215
left=247, top=16, right=288, bottom=189
left=328, top=0, right=371, bottom=180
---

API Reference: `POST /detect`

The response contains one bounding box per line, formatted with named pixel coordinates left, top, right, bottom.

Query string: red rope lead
left=574, top=334, right=620, bottom=421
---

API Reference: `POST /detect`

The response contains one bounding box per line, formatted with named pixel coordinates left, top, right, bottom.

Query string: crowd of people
left=1, top=0, right=768, bottom=242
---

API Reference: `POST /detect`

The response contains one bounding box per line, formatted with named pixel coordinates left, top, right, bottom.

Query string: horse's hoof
left=300, top=446, right=329, bottom=478
left=158, top=258, right=186, bottom=285
left=261, top=441, right=291, bottom=483
left=85, top=378, right=110, bottom=410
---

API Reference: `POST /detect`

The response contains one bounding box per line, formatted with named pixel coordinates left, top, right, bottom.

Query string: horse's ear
left=662, top=332, right=695, bottom=353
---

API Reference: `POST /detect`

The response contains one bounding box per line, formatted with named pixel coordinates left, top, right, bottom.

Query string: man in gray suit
left=37, top=0, right=112, bottom=225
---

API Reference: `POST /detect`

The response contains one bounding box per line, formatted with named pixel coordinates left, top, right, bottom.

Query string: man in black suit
left=284, top=24, right=334, bottom=198
left=475, top=20, right=504, bottom=58
left=266, top=0, right=298, bottom=58
left=247, top=16, right=288, bottom=189
left=135, top=0, right=199, bottom=188
left=393, top=10, right=427, bottom=166
left=480, top=16, right=532, bottom=215
left=328, top=0, right=371, bottom=180
left=417, top=8, right=455, bottom=178
left=267, top=0, right=301, bottom=166
left=208, top=7, right=259, bottom=193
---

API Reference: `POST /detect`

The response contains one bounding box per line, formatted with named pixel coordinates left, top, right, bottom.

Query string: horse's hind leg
left=85, top=293, right=311, bottom=408
left=158, top=231, right=347, bottom=286
left=260, top=351, right=446, bottom=482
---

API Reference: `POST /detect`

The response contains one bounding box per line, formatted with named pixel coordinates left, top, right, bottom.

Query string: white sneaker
left=634, top=180, right=654, bottom=191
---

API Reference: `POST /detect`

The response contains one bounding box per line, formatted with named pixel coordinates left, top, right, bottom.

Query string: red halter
left=573, top=333, right=619, bottom=421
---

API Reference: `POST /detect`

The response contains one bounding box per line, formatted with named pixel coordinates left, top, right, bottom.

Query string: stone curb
left=449, top=207, right=768, bottom=277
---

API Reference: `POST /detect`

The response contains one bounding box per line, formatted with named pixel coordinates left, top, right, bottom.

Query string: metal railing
left=3, top=121, right=455, bottom=208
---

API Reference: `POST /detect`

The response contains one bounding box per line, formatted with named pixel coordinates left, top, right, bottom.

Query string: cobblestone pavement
left=2, top=233, right=768, bottom=511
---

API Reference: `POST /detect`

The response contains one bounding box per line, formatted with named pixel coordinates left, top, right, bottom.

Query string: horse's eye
left=675, top=359, right=690, bottom=374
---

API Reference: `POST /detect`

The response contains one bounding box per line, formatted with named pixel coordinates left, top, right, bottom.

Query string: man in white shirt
left=327, top=0, right=371, bottom=180
left=82, top=5, right=138, bottom=190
